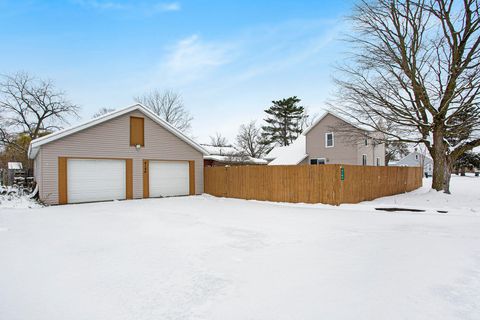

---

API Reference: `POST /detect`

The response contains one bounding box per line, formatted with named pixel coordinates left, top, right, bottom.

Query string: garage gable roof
left=28, top=103, right=209, bottom=159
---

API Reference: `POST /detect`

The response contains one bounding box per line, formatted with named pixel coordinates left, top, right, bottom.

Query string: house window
left=362, top=154, right=367, bottom=166
left=325, top=132, right=334, bottom=148
left=365, top=138, right=368, bottom=146
left=415, top=154, right=419, bottom=160
left=310, top=158, right=326, bottom=165
left=376, top=157, right=380, bottom=166
left=130, top=117, right=145, bottom=146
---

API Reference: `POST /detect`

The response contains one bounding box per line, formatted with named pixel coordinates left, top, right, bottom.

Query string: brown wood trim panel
left=143, top=160, right=149, bottom=198
left=58, top=157, right=68, bottom=205
left=130, top=116, right=145, bottom=146
left=189, top=160, right=195, bottom=195
left=126, top=159, right=133, bottom=199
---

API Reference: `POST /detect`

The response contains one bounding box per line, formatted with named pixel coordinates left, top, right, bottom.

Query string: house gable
left=304, top=113, right=361, bottom=165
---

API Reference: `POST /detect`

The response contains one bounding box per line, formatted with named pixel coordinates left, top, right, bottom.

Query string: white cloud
left=158, top=35, right=236, bottom=85
left=74, top=0, right=128, bottom=10
left=143, top=19, right=343, bottom=141
left=73, top=1, right=181, bottom=13
left=154, top=2, right=181, bottom=12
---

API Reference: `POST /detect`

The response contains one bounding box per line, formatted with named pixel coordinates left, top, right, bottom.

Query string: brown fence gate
left=204, top=165, right=423, bottom=205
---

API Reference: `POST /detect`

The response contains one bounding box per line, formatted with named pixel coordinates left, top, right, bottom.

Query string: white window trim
left=325, top=132, right=334, bottom=148
left=362, top=154, right=367, bottom=166
left=310, top=158, right=326, bottom=165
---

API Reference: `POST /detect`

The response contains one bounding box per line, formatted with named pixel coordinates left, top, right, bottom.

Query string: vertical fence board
left=204, top=165, right=423, bottom=205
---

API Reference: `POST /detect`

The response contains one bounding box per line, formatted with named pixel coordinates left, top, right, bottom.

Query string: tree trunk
left=443, top=156, right=454, bottom=194
left=431, top=129, right=446, bottom=191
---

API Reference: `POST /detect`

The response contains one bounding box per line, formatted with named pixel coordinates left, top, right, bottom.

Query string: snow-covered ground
left=0, top=175, right=479, bottom=319
left=0, top=185, right=42, bottom=209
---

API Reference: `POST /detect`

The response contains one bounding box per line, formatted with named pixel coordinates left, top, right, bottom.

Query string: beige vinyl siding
left=38, top=110, right=203, bottom=205
left=34, top=149, right=43, bottom=197
left=356, top=133, right=386, bottom=166
left=305, top=113, right=359, bottom=165
left=305, top=113, right=386, bottom=166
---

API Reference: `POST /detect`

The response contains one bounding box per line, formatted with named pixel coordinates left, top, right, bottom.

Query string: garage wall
left=34, top=149, right=43, bottom=197
left=38, top=110, right=204, bottom=204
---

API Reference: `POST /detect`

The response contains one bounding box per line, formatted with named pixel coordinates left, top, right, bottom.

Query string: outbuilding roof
left=268, top=135, right=308, bottom=165
left=28, top=103, right=209, bottom=159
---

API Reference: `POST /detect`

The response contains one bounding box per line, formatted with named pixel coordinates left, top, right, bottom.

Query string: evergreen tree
left=261, top=96, right=304, bottom=147
left=454, top=152, right=480, bottom=175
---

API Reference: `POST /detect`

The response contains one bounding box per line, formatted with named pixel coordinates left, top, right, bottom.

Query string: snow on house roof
left=200, top=144, right=238, bottom=156
left=395, top=151, right=433, bottom=166
left=28, top=104, right=209, bottom=159
left=201, top=144, right=267, bottom=164
left=268, top=135, right=307, bottom=165
left=8, top=162, right=23, bottom=170
left=204, top=155, right=268, bottom=165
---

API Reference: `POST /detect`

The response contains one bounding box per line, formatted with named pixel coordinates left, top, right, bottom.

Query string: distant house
left=266, top=112, right=386, bottom=166
left=393, top=151, right=433, bottom=176
left=202, top=144, right=267, bottom=167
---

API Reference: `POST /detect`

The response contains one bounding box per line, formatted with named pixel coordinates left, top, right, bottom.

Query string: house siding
left=395, top=152, right=433, bottom=175
left=37, top=110, right=204, bottom=205
left=356, top=135, right=385, bottom=166
left=305, top=113, right=360, bottom=165
left=34, top=149, right=42, bottom=197
left=305, top=113, right=386, bottom=166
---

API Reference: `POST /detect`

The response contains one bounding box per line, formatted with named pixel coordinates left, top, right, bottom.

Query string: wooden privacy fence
left=204, top=164, right=423, bottom=205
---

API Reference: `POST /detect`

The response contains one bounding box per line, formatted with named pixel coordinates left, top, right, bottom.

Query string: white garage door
left=67, top=159, right=126, bottom=204
left=149, top=161, right=189, bottom=197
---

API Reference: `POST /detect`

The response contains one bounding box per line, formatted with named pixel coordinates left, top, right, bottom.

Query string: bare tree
left=209, top=132, right=229, bottom=147
left=92, top=107, right=115, bottom=118
left=134, top=89, right=193, bottom=132
left=385, top=141, right=410, bottom=165
left=299, top=108, right=319, bottom=131
left=332, top=0, right=480, bottom=193
left=236, top=120, right=269, bottom=158
left=0, top=72, right=79, bottom=164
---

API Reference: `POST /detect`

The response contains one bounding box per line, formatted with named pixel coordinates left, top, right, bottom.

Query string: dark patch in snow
left=376, top=207, right=426, bottom=212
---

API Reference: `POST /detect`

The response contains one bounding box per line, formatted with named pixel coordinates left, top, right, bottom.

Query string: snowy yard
left=1, top=176, right=479, bottom=320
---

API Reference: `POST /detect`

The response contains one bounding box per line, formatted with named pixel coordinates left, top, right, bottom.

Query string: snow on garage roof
left=28, top=103, right=209, bottom=159
left=268, top=135, right=308, bottom=165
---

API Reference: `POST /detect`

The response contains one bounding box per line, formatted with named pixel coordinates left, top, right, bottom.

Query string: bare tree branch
left=134, top=89, right=193, bottom=132
left=332, top=0, right=480, bottom=193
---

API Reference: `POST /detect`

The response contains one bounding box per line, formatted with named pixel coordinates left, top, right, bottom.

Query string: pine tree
left=261, top=96, right=305, bottom=147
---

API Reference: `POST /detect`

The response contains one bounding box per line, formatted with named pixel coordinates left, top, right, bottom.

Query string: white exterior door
left=149, top=161, right=189, bottom=197
left=67, top=159, right=126, bottom=204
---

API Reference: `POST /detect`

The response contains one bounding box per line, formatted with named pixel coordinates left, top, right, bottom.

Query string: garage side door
left=67, top=159, right=126, bottom=203
left=149, top=161, right=189, bottom=197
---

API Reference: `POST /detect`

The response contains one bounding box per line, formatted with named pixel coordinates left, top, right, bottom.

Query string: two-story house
left=266, top=112, right=386, bottom=166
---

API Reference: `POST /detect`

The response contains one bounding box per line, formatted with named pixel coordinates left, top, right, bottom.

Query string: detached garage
left=28, top=104, right=208, bottom=205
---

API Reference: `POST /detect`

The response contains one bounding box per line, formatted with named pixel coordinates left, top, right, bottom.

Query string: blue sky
left=0, top=0, right=355, bottom=142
